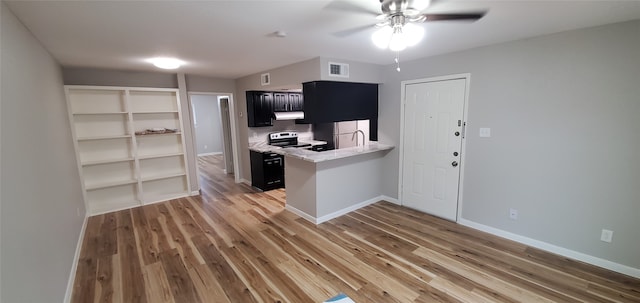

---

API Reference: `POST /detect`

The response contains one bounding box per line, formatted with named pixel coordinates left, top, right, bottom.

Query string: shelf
left=67, top=86, right=187, bottom=216
left=132, top=112, right=181, bottom=131
left=78, top=138, right=133, bottom=164
left=143, top=191, right=189, bottom=206
left=85, top=178, right=138, bottom=190
left=77, top=134, right=131, bottom=141
left=132, top=111, right=179, bottom=114
left=73, top=112, right=128, bottom=115
left=85, top=183, right=140, bottom=214
left=81, top=157, right=134, bottom=166
left=141, top=175, right=188, bottom=204
left=138, top=152, right=184, bottom=160
left=129, top=91, right=178, bottom=112
left=135, top=132, right=181, bottom=137
left=67, top=89, right=126, bottom=113
left=73, top=114, right=130, bottom=138
left=141, top=172, right=186, bottom=182
left=136, top=135, right=183, bottom=156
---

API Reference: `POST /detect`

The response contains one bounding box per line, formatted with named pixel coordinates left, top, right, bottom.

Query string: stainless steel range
left=267, top=131, right=311, bottom=148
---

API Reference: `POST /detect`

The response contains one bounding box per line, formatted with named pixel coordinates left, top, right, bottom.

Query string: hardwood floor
left=71, top=154, right=640, bottom=302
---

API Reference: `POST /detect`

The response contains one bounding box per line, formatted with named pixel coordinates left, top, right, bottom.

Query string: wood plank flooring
left=71, top=154, right=640, bottom=302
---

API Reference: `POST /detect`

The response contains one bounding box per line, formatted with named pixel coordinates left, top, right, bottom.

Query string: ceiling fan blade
left=324, top=0, right=380, bottom=16
left=423, top=12, right=486, bottom=22
left=332, top=23, right=375, bottom=38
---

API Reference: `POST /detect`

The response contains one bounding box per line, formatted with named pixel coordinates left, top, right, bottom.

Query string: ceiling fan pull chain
left=395, top=51, right=401, bottom=72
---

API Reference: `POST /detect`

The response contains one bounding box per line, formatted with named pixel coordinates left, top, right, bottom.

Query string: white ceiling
left=5, top=0, right=640, bottom=79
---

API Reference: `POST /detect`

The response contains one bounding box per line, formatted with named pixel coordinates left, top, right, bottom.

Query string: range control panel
left=269, top=132, right=298, bottom=140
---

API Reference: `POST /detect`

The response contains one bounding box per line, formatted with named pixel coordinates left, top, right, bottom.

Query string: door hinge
left=462, top=122, right=467, bottom=138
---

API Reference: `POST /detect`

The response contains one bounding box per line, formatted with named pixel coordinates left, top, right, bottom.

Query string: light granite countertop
left=248, top=140, right=327, bottom=153
left=250, top=141, right=394, bottom=163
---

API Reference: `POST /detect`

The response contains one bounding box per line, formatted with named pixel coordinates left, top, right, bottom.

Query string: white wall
left=1, top=3, right=86, bottom=302
left=191, top=94, right=224, bottom=155
left=379, top=20, right=640, bottom=271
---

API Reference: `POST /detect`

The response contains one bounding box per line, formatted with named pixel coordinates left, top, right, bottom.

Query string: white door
left=401, top=78, right=466, bottom=221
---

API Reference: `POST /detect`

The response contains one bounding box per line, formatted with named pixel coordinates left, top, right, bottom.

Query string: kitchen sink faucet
left=352, top=130, right=365, bottom=147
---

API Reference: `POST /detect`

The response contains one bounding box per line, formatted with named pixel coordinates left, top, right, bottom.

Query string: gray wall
left=63, top=67, right=178, bottom=88
left=191, top=94, right=223, bottom=155
left=186, top=74, right=236, bottom=93
left=319, top=57, right=384, bottom=83
left=1, top=3, right=86, bottom=302
left=379, top=20, right=640, bottom=269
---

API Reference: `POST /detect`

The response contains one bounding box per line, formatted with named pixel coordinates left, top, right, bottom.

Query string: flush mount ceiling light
left=147, top=57, right=185, bottom=70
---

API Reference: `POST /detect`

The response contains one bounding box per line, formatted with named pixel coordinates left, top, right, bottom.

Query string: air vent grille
left=328, top=62, right=349, bottom=78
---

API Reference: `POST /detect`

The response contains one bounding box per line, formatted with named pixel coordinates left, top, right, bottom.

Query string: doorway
left=188, top=92, right=240, bottom=185
left=399, top=74, right=469, bottom=221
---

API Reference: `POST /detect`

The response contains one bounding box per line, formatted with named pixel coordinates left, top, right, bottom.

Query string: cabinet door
left=246, top=91, right=273, bottom=127
left=273, top=93, right=288, bottom=112
left=257, top=92, right=273, bottom=125
left=288, top=93, right=304, bottom=111
left=263, top=156, right=284, bottom=188
left=301, top=81, right=377, bottom=123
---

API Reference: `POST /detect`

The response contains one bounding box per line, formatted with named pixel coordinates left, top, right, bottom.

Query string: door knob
left=453, top=152, right=459, bottom=156
left=454, top=131, right=460, bottom=136
left=452, top=161, right=458, bottom=167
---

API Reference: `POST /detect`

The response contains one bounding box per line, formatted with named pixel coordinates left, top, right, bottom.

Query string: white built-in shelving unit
left=66, top=86, right=189, bottom=215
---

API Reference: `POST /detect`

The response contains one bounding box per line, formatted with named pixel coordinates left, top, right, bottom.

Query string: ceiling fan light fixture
left=411, top=0, right=431, bottom=11
left=403, top=23, right=425, bottom=46
left=372, top=26, right=393, bottom=49
left=388, top=26, right=407, bottom=51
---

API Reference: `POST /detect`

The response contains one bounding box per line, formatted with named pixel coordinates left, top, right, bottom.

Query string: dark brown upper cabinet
left=298, top=81, right=378, bottom=124
left=246, top=91, right=273, bottom=127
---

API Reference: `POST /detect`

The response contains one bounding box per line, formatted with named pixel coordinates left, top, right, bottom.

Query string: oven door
left=263, top=153, right=284, bottom=188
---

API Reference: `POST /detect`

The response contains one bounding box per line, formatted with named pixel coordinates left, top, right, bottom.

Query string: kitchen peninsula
left=250, top=142, right=394, bottom=223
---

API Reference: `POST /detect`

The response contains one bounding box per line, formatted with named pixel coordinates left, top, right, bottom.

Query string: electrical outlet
left=509, top=208, right=518, bottom=220
left=600, top=229, right=613, bottom=243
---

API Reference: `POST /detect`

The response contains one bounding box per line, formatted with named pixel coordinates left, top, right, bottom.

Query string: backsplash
left=248, top=120, right=313, bottom=143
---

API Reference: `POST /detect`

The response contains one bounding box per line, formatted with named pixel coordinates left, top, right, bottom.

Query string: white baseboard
left=458, top=218, right=640, bottom=279
left=190, top=190, right=200, bottom=196
left=316, top=196, right=381, bottom=224
left=286, top=195, right=384, bottom=225
left=64, top=214, right=88, bottom=303
left=240, top=178, right=251, bottom=186
left=380, top=195, right=400, bottom=205
left=285, top=205, right=319, bottom=224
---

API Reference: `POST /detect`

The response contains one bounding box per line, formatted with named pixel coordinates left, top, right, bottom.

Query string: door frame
left=188, top=91, right=241, bottom=184
left=398, top=73, right=471, bottom=221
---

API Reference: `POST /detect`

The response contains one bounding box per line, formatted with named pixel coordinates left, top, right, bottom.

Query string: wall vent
left=328, top=62, right=349, bottom=78
left=261, top=73, right=271, bottom=86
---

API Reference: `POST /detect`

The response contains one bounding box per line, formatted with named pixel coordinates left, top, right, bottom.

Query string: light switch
left=479, top=128, right=491, bottom=138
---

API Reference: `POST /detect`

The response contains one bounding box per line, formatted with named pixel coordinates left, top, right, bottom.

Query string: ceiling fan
left=330, top=0, right=487, bottom=52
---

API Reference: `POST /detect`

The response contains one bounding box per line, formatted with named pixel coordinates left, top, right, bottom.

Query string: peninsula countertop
left=250, top=141, right=394, bottom=163
left=248, top=140, right=327, bottom=153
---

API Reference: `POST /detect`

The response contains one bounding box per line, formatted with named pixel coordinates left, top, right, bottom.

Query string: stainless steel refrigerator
left=312, top=120, right=369, bottom=150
